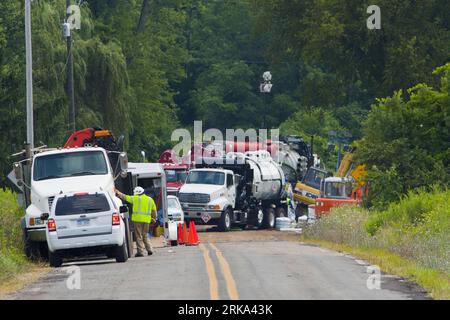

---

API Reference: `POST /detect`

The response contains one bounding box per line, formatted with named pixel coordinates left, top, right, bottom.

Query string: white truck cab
left=179, top=168, right=236, bottom=225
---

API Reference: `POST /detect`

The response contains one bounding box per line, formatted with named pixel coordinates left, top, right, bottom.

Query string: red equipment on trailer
left=64, top=127, right=124, bottom=152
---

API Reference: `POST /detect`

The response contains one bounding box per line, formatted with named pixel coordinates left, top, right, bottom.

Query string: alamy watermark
left=367, top=5, right=381, bottom=30
left=65, top=266, right=81, bottom=290
left=366, top=265, right=381, bottom=290
left=67, top=4, right=81, bottom=30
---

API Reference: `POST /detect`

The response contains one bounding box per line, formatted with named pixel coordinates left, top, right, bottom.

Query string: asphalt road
left=7, top=229, right=429, bottom=300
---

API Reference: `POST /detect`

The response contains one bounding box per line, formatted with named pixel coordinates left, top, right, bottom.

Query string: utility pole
left=66, top=0, right=76, bottom=132
left=25, top=0, right=34, bottom=150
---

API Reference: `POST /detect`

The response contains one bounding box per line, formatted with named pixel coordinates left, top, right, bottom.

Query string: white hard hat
left=133, top=186, right=144, bottom=195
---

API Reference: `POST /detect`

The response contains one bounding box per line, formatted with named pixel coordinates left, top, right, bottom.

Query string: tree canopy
left=0, top=0, right=449, bottom=203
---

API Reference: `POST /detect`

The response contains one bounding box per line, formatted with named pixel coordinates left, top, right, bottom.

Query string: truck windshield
left=324, top=182, right=352, bottom=198
left=33, top=151, right=108, bottom=181
left=55, top=193, right=110, bottom=216
left=166, top=170, right=188, bottom=183
left=303, top=168, right=327, bottom=190
left=186, top=171, right=225, bottom=185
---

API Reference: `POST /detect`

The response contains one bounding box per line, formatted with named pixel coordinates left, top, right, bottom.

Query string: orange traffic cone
left=177, top=223, right=184, bottom=245
left=187, top=221, right=200, bottom=246
left=182, top=222, right=189, bottom=245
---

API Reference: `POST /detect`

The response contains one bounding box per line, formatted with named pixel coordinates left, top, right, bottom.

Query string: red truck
left=158, top=150, right=189, bottom=195
left=314, top=176, right=368, bottom=218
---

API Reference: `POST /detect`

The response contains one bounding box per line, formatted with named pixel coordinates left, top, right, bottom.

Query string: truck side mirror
left=119, top=152, right=128, bottom=178
left=40, top=213, right=49, bottom=221
left=227, top=175, right=234, bottom=188
left=119, top=205, right=128, bottom=214
left=14, top=163, right=23, bottom=183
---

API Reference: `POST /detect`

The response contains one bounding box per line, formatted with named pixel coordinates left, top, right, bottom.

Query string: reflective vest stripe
left=137, top=196, right=142, bottom=214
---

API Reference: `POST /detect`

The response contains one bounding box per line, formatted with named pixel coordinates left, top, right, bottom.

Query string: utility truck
left=178, top=151, right=288, bottom=232
left=12, top=146, right=130, bottom=259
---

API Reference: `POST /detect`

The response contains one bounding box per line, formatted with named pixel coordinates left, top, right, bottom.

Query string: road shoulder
left=0, top=264, right=51, bottom=300
left=302, top=239, right=445, bottom=299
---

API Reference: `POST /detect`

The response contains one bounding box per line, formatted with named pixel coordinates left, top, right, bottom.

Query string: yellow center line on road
left=209, top=243, right=240, bottom=300
left=199, top=243, right=219, bottom=300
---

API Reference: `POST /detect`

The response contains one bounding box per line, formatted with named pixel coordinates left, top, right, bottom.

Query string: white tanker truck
left=178, top=151, right=288, bottom=231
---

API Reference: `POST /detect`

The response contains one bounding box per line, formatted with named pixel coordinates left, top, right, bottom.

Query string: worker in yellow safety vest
left=115, top=186, right=156, bottom=257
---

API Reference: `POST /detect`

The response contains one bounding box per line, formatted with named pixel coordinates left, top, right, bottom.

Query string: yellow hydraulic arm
left=337, top=151, right=355, bottom=177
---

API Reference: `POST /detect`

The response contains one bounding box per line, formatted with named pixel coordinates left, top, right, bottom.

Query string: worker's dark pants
left=134, top=222, right=153, bottom=255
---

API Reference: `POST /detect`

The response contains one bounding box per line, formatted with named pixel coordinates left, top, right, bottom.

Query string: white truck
left=12, top=146, right=129, bottom=259
left=178, top=151, right=288, bottom=231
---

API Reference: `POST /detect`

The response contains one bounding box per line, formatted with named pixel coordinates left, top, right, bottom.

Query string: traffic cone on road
left=177, top=223, right=184, bottom=245
left=182, top=222, right=189, bottom=245
left=187, top=221, right=200, bottom=246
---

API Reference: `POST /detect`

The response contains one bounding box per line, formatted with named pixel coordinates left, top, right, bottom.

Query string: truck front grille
left=179, top=193, right=210, bottom=204
left=48, top=196, right=55, bottom=211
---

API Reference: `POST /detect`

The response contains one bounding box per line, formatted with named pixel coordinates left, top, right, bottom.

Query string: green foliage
left=280, top=108, right=343, bottom=169
left=0, top=189, right=29, bottom=282
left=358, top=64, right=450, bottom=208
left=365, top=186, right=449, bottom=235
left=189, top=61, right=261, bottom=129
left=0, top=0, right=188, bottom=181
left=252, top=0, right=450, bottom=100
left=0, top=0, right=449, bottom=196
left=305, top=188, right=450, bottom=274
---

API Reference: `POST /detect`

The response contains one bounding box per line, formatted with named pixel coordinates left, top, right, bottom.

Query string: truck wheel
left=39, top=242, right=49, bottom=261
left=23, top=231, right=40, bottom=260
left=218, top=208, right=232, bottom=232
left=262, top=208, right=276, bottom=229
left=115, top=238, right=129, bottom=263
left=48, top=250, right=63, bottom=268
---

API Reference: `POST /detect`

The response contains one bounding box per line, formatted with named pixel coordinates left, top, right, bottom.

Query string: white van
left=44, top=190, right=128, bottom=267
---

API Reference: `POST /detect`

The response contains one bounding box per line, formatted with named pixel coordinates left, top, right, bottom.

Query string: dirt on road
left=196, top=226, right=302, bottom=243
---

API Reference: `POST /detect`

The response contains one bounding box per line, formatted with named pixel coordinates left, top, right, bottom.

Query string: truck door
left=226, top=174, right=236, bottom=208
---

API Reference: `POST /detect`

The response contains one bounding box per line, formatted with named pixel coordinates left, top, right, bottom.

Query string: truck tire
left=218, top=208, right=232, bottom=232
left=262, top=208, right=276, bottom=229
left=23, top=230, right=40, bottom=260
left=115, top=238, right=128, bottom=263
left=39, top=242, right=49, bottom=260
left=48, top=250, right=63, bottom=268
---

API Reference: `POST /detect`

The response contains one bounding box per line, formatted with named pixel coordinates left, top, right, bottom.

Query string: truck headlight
left=208, top=204, right=221, bottom=210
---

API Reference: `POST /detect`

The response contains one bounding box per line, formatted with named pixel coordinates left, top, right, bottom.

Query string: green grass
left=0, top=189, right=32, bottom=283
left=303, top=187, right=450, bottom=300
